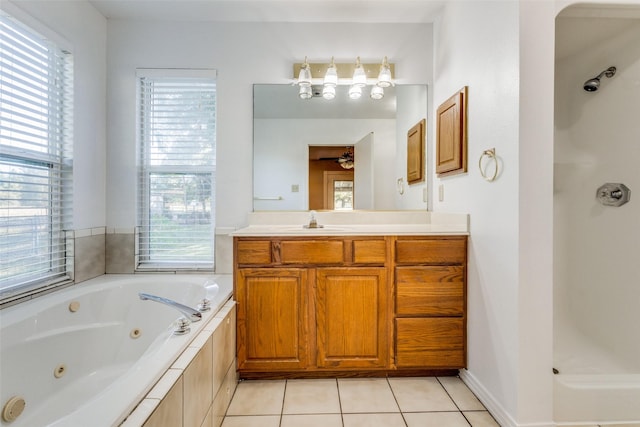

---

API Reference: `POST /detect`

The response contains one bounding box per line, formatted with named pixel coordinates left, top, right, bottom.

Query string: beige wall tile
left=184, top=336, right=214, bottom=427
left=212, top=362, right=238, bottom=427
left=144, top=376, right=183, bottom=427
left=215, top=232, right=234, bottom=274
left=201, top=405, right=214, bottom=427
left=212, top=304, right=236, bottom=397
left=74, top=234, right=105, bottom=282
left=106, top=233, right=134, bottom=273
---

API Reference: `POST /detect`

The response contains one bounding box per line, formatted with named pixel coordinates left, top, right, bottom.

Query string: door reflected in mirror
left=309, top=146, right=354, bottom=210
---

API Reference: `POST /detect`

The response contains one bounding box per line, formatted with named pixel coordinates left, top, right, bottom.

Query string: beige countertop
left=231, top=211, right=469, bottom=237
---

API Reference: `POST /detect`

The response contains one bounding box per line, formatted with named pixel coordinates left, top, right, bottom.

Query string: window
left=0, top=12, right=73, bottom=301
left=137, top=69, right=216, bottom=270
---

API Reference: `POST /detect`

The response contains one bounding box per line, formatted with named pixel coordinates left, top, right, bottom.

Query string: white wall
left=3, top=0, right=107, bottom=230
left=253, top=118, right=396, bottom=211
left=436, top=0, right=640, bottom=426
left=555, top=19, right=640, bottom=371
left=433, top=0, right=524, bottom=424
left=105, top=21, right=433, bottom=230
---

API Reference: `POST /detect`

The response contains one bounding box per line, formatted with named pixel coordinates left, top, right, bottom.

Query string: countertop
left=231, top=211, right=469, bottom=237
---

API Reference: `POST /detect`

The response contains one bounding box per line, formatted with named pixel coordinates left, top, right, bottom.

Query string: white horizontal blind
left=0, top=12, right=73, bottom=300
left=137, top=70, right=216, bottom=269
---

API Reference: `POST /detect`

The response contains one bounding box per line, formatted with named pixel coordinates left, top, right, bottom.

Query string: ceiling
left=88, top=0, right=447, bottom=23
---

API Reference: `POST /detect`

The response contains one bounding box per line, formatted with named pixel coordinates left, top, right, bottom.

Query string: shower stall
left=553, top=8, right=640, bottom=424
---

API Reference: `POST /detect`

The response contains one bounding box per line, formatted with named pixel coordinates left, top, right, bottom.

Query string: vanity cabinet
left=233, top=234, right=466, bottom=378
left=394, top=237, right=467, bottom=369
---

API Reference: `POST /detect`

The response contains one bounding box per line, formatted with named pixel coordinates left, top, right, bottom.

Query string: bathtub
left=554, top=374, right=640, bottom=424
left=0, top=274, right=233, bottom=427
left=553, top=328, right=640, bottom=424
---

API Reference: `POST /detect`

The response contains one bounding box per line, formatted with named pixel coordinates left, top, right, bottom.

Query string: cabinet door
left=316, top=267, right=389, bottom=369
left=236, top=268, right=308, bottom=371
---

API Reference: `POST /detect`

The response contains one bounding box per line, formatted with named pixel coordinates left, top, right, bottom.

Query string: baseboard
left=458, top=369, right=555, bottom=427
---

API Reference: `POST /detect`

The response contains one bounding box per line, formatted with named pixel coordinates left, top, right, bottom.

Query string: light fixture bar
left=293, top=61, right=395, bottom=82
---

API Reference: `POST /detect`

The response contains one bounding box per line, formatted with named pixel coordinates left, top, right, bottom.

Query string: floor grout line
left=222, top=376, right=501, bottom=427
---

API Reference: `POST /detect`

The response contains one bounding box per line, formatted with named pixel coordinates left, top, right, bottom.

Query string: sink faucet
left=304, top=210, right=323, bottom=229
left=138, top=293, right=202, bottom=322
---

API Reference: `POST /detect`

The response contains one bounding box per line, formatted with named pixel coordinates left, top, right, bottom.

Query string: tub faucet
left=138, top=293, right=202, bottom=322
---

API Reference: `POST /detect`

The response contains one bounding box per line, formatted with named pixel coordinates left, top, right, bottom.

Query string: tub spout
left=138, top=293, right=202, bottom=322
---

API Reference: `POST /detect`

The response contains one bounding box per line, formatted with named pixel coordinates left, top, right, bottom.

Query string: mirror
left=253, top=84, right=427, bottom=211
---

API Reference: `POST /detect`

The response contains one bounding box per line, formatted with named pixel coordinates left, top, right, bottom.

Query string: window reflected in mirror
left=332, top=180, right=354, bottom=210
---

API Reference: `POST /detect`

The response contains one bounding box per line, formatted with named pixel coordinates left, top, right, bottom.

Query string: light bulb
left=297, top=56, right=312, bottom=87
left=324, top=57, right=338, bottom=87
left=322, top=85, right=336, bottom=100
left=352, top=56, right=367, bottom=88
left=349, top=85, right=362, bottom=99
left=299, top=85, right=312, bottom=99
left=376, top=56, right=392, bottom=88
left=370, top=85, right=384, bottom=100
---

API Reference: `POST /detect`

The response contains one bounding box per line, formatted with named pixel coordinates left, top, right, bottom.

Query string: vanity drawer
left=352, top=239, right=387, bottom=264
left=395, top=317, right=465, bottom=368
left=395, top=237, right=466, bottom=265
left=396, top=266, right=464, bottom=316
left=279, top=240, right=345, bottom=264
left=236, top=240, right=272, bottom=265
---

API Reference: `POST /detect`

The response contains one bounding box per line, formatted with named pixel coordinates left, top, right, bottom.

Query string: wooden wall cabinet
left=436, top=86, right=468, bottom=177
left=234, top=234, right=466, bottom=378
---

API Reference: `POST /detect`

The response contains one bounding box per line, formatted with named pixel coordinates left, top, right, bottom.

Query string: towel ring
left=479, top=148, right=499, bottom=182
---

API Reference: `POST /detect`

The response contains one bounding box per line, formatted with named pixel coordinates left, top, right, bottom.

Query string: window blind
left=0, top=12, right=73, bottom=300
left=137, top=70, right=216, bottom=269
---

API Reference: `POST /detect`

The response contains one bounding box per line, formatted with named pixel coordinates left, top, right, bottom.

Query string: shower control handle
left=596, top=183, right=630, bottom=207
left=609, top=190, right=623, bottom=199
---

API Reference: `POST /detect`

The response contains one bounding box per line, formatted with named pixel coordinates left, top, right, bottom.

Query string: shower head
left=583, top=66, right=616, bottom=92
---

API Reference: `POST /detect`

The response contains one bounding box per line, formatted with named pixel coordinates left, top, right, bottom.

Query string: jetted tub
left=0, top=274, right=233, bottom=427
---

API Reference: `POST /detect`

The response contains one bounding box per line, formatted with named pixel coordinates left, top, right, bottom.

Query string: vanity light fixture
left=293, top=56, right=395, bottom=100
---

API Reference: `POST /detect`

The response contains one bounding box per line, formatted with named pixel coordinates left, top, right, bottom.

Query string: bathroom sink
left=274, top=225, right=353, bottom=233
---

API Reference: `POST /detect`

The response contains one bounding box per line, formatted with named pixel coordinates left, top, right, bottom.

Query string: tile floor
left=221, top=376, right=500, bottom=427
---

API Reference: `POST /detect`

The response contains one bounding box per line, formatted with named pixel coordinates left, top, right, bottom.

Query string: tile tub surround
left=106, top=229, right=135, bottom=273
left=233, top=211, right=469, bottom=236
left=121, top=300, right=238, bottom=427
left=222, top=376, right=497, bottom=427
left=74, top=227, right=106, bottom=282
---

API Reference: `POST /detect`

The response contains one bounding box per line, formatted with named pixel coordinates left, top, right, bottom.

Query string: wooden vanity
left=233, top=226, right=467, bottom=379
